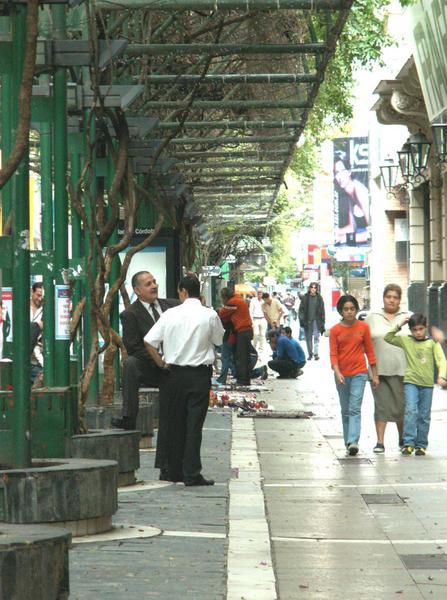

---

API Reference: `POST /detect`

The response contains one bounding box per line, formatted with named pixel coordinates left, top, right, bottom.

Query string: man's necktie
left=151, top=305, right=160, bottom=322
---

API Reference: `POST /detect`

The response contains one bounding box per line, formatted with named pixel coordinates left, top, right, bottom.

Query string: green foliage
left=307, top=0, right=393, bottom=140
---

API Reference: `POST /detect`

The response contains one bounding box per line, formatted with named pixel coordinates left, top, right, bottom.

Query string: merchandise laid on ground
left=69, top=344, right=447, bottom=599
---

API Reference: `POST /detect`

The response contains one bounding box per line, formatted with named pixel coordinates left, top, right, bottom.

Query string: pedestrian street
left=70, top=337, right=447, bottom=599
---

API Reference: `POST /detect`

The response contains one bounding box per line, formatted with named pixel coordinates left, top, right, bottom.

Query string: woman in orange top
left=330, top=295, right=379, bottom=456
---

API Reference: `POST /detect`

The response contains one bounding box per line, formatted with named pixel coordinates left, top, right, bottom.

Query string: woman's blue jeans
left=217, top=342, right=236, bottom=384
left=336, top=373, right=368, bottom=446
left=403, top=383, right=433, bottom=448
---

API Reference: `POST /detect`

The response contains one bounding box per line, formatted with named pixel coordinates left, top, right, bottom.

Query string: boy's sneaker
left=348, top=443, right=359, bottom=456
left=401, top=446, right=414, bottom=456
left=373, top=443, right=385, bottom=454
left=415, top=447, right=426, bottom=456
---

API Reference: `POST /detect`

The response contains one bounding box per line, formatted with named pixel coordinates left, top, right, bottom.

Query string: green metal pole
left=0, top=20, right=13, bottom=364
left=97, top=0, right=348, bottom=11
left=69, top=141, right=83, bottom=384
left=142, top=100, right=309, bottom=110
left=125, top=42, right=326, bottom=57
left=40, top=121, right=55, bottom=386
left=52, top=5, right=70, bottom=387
left=145, top=73, right=317, bottom=84
left=11, top=5, right=31, bottom=468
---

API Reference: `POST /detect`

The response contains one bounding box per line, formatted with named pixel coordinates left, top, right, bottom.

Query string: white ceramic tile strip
left=227, top=413, right=277, bottom=600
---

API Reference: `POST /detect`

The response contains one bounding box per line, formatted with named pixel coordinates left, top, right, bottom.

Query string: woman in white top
left=365, top=284, right=411, bottom=453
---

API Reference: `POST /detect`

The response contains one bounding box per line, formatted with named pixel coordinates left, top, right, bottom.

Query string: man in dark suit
left=112, top=270, right=179, bottom=478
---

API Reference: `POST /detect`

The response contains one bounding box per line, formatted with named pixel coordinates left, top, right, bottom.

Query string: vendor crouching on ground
left=268, top=327, right=306, bottom=379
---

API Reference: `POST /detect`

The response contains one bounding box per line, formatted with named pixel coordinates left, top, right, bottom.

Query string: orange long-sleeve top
left=219, top=295, right=252, bottom=332
left=329, top=320, right=376, bottom=377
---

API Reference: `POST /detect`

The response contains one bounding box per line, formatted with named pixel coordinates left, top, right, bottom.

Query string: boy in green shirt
left=385, top=313, right=447, bottom=456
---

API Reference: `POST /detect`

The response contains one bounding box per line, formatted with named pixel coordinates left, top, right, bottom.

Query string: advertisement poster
left=1, top=288, right=13, bottom=342
left=55, top=285, right=71, bottom=340
left=333, top=137, right=370, bottom=247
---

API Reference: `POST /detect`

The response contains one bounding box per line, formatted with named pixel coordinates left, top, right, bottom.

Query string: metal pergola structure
left=83, top=0, right=352, bottom=225
left=0, top=0, right=352, bottom=468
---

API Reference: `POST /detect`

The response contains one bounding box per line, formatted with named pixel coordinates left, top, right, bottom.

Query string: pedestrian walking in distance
left=330, top=295, right=379, bottom=456
left=385, top=313, right=447, bottom=457
left=298, top=283, right=325, bottom=360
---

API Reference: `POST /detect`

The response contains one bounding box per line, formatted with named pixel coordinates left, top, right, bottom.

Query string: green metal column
left=40, top=121, right=55, bottom=386
left=0, top=17, right=13, bottom=364
left=52, top=4, right=70, bottom=386
left=69, top=141, right=83, bottom=384
left=11, top=5, right=31, bottom=468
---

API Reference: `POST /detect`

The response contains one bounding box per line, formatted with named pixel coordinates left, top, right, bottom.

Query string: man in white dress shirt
left=249, top=289, right=268, bottom=367
left=145, top=274, right=224, bottom=486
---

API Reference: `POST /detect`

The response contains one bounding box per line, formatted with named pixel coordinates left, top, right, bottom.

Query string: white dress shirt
left=249, top=297, right=265, bottom=319
left=144, top=298, right=224, bottom=366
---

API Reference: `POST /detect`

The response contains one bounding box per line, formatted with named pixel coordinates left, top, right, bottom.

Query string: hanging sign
left=1, top=288, right=13, bottom=342
left=55, top=285, right=71, bottom=340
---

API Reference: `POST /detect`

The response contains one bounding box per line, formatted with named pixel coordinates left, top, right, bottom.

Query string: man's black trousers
left=162, top=364, right=212, bottom=482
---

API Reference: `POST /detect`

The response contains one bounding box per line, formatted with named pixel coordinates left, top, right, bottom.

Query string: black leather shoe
left=160, top=470, right=183, bottom=482
left=111, top=416, right=135, bottom=430
left=184, top=475, right=215, bottom=487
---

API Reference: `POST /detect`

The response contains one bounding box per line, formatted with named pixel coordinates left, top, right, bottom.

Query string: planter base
left=70, top=429, right=140, bottom=487
left=0, top=458, right=118, bottom=536
left=0, top=524, right=70, bottom=600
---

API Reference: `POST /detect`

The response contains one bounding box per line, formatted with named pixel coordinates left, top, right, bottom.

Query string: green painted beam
left=172, top=150, right=289, bottom=159
left=181, top=161, right=283, bottom=169
left=143, top=99, right=309, bottom=109
left=97, top=0, right=348, bottom=10
left=145, top=73, right=317, bottom=84
left=125, top=43, right=325, bottom=57
left=186, top=172, right=280, bottom=178
left=158, top=120, right=302, bottom=129
left=169, top=135, right=293, bottom=144
left=193, top=185, right=274, bottom=191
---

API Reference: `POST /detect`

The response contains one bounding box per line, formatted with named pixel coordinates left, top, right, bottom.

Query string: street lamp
left=431, top=123, right=447, bottom=164
left=397, top=140, right=412, bottom=183
left=408, top=130, right=431, bottom=183
left=379, top=156, right=399, bottom=194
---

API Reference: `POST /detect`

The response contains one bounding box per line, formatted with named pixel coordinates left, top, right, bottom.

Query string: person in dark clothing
left=113, top=271, right=179, bottom=480
left=268, top=327, right=306, bottom=379
left=298, top=283, right=325, bottom=361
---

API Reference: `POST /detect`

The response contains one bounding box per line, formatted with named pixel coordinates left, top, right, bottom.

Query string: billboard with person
left=333, top=137, right=370, bottom=247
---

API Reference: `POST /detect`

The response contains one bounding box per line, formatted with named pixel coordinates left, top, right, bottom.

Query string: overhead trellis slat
left=144, top=73, right=318, bottom=84
left=96, top=0, right=349, bottom=10
left=124, top=43, right=326, bottom=56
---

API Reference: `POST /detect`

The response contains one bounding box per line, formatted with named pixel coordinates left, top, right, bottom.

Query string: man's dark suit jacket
left=120, top=298, right=179, bottom=365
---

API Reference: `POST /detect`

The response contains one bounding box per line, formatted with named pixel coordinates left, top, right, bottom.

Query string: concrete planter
left=0, top=458, right=118, bottom=536
left=85, top=389, right=158, bottom=448
left=0, top=524, right=70, bottom=599
left=70, top=430, right=140, bottom=486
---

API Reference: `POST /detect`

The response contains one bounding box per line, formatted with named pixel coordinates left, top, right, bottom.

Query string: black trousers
left=235, top=329, right=253, bottom=385
left=268, top=358, right=305, bottom=377
left=162, top=364, right=212, bottom=482
left=122, top=356, right=168, bottom=469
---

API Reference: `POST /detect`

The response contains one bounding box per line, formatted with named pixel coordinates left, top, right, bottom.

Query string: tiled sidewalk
left=69, top=336, right=447, bottom=599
